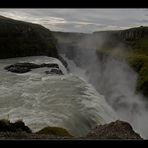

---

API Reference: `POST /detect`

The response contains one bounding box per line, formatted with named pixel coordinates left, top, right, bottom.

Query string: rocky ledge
left=4, top=62, right=64, bottom=75
left=0, top=119, right=143, bottom=140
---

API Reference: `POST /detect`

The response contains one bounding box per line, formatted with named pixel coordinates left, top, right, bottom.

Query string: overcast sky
left=0, top=9, right=148, bottom=33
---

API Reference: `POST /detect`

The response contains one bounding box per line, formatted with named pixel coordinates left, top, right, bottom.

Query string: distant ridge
left=0, top=15, right=59, bottom=59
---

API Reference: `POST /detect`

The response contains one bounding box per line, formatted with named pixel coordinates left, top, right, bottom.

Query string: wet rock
left=5, top=65, right=31, bottom=73
left=86, top=120, right=142, bottom=139
left=4, top=62, right=61, bottom=74
left=40, top=63, right=59, bottom=69
left=45, top=71, right=51, bottom=74
left=45, top=68, right=63, bottom=75
left=14, top=63, right=41, bottom=69
left=4, top=63, right=39, bottom=73
left=58, top=55, right=68, bottom=69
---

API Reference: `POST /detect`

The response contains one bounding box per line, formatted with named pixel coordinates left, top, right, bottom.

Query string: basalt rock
left=45, top=68, right=63, bottom=75
left=50, top=68, right=63, bottom=75
left=4, top=62, right=60, bottom=74
left=5, top=65, right=31, bottom=73
left=40, top=63, right=59, bottom=69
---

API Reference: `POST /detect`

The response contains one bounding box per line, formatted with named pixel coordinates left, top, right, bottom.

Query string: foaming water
left=0, top=56, right=116, bottom=136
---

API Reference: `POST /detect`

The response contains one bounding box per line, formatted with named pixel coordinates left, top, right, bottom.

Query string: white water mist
left=57, top=34, right=148, bottom=138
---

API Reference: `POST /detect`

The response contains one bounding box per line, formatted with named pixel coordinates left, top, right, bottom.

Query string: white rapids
left=0, top=56, right=117, bottom=136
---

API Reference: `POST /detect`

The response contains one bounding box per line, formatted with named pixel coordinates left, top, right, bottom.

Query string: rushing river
left=0, top=56, right=116, bottom=136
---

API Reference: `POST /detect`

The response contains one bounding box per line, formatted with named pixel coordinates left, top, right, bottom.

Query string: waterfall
left=0, top=56, right=117, bottom=137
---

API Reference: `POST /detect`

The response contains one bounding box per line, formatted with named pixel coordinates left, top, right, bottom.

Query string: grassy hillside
left=0, top=15, right=59, bottom=59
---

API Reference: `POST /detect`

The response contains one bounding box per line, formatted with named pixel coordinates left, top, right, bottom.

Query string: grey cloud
left=0, top=9, right=147, bottom=33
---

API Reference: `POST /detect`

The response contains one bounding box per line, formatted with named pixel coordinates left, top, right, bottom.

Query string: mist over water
left=57, top=35, right=148, bottom=138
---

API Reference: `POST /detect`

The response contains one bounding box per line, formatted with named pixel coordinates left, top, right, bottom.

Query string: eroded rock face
left=86, top=120, right=142, bottom=139
left=4, top=62, right=61, bottom=74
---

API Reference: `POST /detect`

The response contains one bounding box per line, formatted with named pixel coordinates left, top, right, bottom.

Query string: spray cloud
left=56, top=32, right=148, bottom=138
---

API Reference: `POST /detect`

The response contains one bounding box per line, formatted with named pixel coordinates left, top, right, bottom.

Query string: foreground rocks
left=86, top=120, right=142, bottom=139
left=0, top=119, right=72, bottom=140
left=0, top=119, right=31, bottom=133
left=4, top=62, right=64, bottom=75
left=0, top=15, right=59, bottom=60
left=0, top=119, right=142, bottom=140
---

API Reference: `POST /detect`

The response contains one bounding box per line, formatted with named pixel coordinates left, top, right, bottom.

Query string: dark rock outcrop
left=45, top=69, right=63, bottom=75
left=50, top=68, right=63, bottom=75
left=40, top=63, right=59, bottom=69
left=4, top=62, right=61, bottom=74
left=0, top=119, right=31, bottom=133
left=85, top=120, right=142, bottom=139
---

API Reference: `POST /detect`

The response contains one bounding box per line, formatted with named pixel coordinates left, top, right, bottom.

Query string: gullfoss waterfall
left=0, top=56, right=116, bottom=137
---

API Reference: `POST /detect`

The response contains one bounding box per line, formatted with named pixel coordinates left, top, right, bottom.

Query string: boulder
left=5, top=65, right=31, bottom=73
left=86, top=120, right=142, bottom=139
left=50, top=68, right=63, bottom=75
left=45, top=69, right=63, bottom=75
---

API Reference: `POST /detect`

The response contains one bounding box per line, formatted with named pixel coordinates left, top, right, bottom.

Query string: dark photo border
left=0, top=0, right=147, bottom=8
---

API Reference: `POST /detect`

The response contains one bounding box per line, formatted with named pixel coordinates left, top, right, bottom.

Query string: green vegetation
left=127, top=48, right=148, bottom=96
left=0, top=15, right=59, bottom=59
left=121, top=27, right=148, bottom=97
left=36, top=126, right=73, bottom=137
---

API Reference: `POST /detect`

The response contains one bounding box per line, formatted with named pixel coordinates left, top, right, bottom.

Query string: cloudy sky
left=0, top=9, right=148, bottom=33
